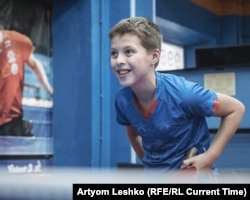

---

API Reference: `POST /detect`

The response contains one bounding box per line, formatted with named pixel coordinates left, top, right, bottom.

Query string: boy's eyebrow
left=110, top=45, right=134, bottom=49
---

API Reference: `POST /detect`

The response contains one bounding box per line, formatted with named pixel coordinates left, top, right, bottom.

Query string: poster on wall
left=0, top=0, right=53, bottom=173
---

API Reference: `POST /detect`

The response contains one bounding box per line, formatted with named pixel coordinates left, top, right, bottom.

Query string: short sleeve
left=179, top=80, right=218, bottom=117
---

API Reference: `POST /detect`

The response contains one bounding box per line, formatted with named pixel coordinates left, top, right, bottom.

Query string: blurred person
left=0, top=27, right=53, bottom=137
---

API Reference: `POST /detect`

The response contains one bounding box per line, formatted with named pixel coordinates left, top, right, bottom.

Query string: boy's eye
left=111, top=51, right=118, bottom=57
left=125, top=49, right=133, bottom=56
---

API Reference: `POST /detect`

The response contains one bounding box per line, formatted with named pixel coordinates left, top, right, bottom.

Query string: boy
left=109, top=17, right=245, bottom=177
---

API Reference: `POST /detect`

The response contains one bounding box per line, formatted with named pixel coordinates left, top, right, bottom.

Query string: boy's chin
left=119, top=81, right=132, bottom=87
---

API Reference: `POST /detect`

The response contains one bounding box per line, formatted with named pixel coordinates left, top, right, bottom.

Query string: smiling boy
left=109, top=17, right=245, bottom=177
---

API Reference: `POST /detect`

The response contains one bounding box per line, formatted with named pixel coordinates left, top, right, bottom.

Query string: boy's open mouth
left=117, top=69, right=131, bottom=75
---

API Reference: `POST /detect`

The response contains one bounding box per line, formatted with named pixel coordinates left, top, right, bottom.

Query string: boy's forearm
left=129, top=135, right=144, bottom=161
left=208, top=109, right=245, bottom=163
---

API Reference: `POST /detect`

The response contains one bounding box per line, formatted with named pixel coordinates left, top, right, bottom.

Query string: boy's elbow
left=238, top=101, right=245, bottom=118
left=241, top=103, right=245, bottom=115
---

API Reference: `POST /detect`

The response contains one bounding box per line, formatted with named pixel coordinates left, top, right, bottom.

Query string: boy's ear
left=151, top=49, right=161, bottom=65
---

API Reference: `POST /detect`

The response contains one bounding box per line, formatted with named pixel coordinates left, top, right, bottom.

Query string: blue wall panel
left=242, top=16, right=250, bottom=43
left=52, top=0, right=94, bottom=167
left=109, top=0, right=133, bottom=168
left=211, top=134, right=250, bottom=169
left=156, top=0, right=219, bottom=41
left=136, top=0, right=154, bottom=19
left=109, top=0, right=130, bottom=28
left=220, top=16, right=240, bottom=45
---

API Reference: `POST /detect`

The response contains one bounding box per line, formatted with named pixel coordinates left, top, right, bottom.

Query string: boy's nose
left=116, top=54, right=126, bottom=65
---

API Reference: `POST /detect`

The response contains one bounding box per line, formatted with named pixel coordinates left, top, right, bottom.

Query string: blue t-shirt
left=115, top=72, right=218, bottom=170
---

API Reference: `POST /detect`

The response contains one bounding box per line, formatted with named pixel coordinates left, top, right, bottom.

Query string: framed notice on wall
left=204, top=72, right=235, bottom=96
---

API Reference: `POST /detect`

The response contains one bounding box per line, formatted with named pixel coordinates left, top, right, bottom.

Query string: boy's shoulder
left=156, top=72, right=187, bottom=84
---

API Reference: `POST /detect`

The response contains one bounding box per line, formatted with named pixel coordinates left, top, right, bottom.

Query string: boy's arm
left=182, top=92, right=245, bottom=170
left=126, top=125, right=144, bottom=162
left=206, top=92, right=245, bottom=163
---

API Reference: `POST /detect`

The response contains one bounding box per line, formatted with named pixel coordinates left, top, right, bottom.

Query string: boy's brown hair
left=109, top=17, right=162, bottom=53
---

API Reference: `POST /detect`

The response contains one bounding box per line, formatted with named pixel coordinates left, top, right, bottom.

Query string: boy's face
left=110, top=33, right=158, bottom=87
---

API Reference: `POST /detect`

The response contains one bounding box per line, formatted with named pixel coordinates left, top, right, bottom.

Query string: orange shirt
left=0, top=31, right=33, bottom=125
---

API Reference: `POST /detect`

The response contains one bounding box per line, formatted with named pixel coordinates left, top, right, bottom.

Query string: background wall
left=52, top=0, right=250, bottom=170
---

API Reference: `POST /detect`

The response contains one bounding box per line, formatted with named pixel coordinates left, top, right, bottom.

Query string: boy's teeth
left=118, top=69, right=130, bottom=75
